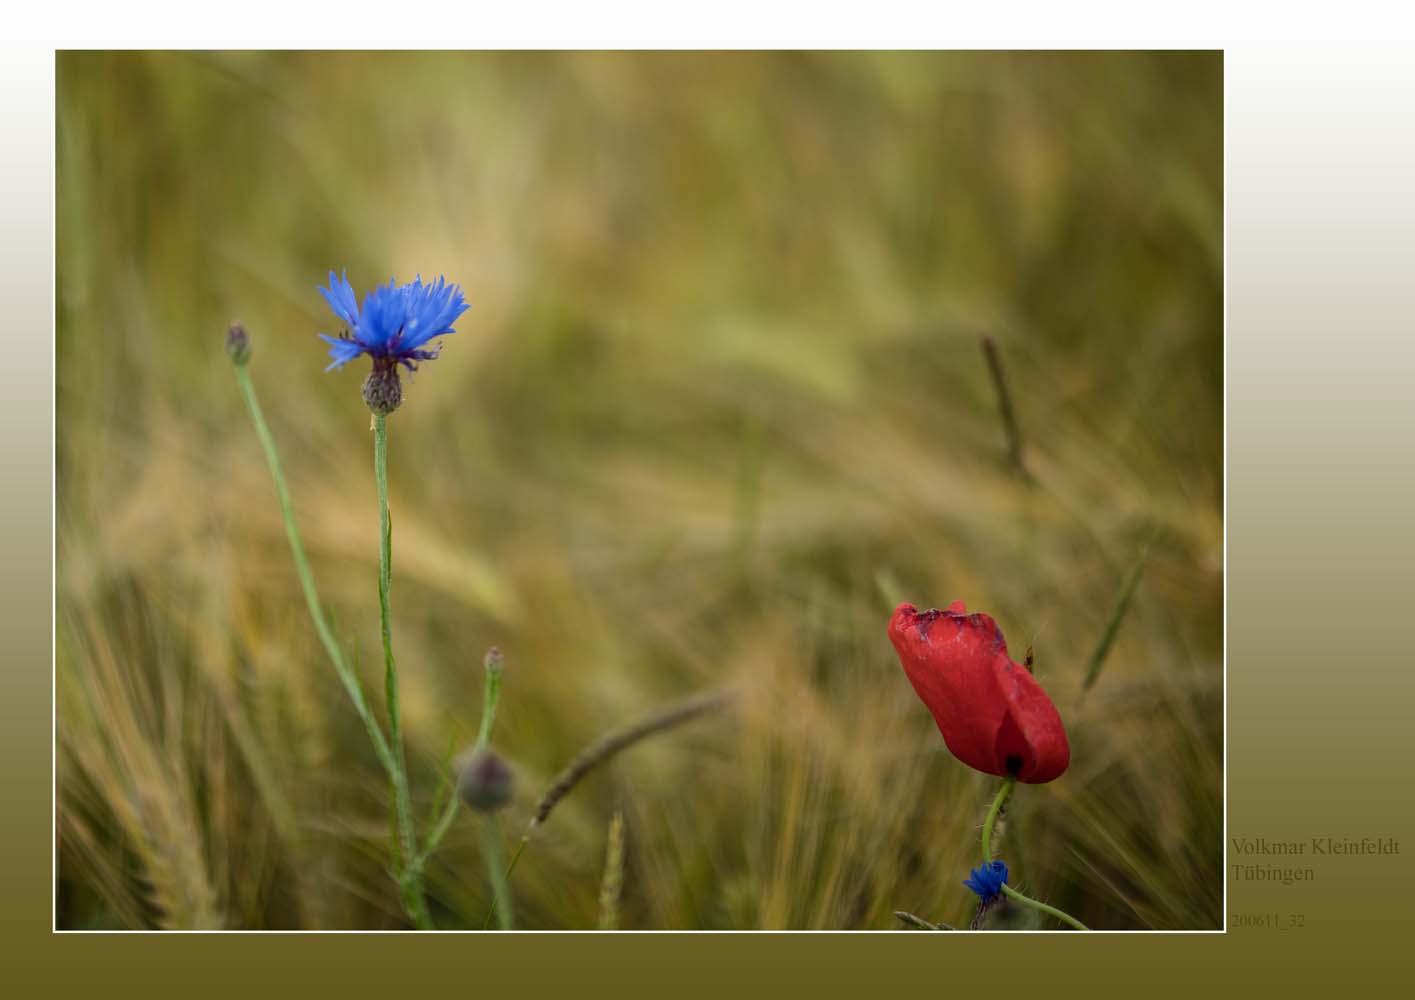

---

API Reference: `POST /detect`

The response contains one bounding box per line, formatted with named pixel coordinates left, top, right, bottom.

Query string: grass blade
left=1080, top=536, right=1155, bottom=696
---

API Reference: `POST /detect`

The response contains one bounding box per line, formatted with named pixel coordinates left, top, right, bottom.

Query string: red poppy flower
left=888, top=601, right=1070, bottom=784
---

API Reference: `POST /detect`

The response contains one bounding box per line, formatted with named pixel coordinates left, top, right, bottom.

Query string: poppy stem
left=981, top=777, right=1090, bottom=931
left=980, top=776, right=1015, bottom=865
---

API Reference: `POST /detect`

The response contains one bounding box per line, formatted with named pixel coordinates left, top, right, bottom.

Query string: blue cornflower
left=964, top=860, right=1009, bottom=903
left=316, top=270, right=469, bottom=414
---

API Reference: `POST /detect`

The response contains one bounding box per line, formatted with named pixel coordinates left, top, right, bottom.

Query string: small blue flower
left=964, top=860, right=1009, bottom=903
left=316, top=270, right=469, bottom=373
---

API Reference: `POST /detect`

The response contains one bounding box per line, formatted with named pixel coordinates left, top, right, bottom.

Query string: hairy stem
left=981, top=777, right=1089, bottom=931
left=980, top=776, right=1015, bottom=866
left=999, top=884, right=1088, bottom=931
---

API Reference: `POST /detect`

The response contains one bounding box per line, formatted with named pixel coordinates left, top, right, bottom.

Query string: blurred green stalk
left=482, top=817, right=514, bottom=930
left=1080, top=537, right=1153, bottom=696
left=476, top=648, right=504, bottom=750
left=981, top=335, right=1027, bottom=476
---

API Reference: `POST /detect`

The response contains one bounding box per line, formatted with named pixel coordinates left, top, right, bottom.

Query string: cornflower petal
left=318, top=333, right=366, bottom=371
left=963, top=860, right=1009, bottom=903
left=318, top=270, right=361, bottom=328
left=314, top=270, right=470, bottom=390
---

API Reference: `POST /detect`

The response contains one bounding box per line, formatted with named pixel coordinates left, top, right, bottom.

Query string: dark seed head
left=226, top=322, right=252, bottom=366
left=362, top=362, right=402, bottom=416
left=483, top=646, right=504, bottom=677
left=458, top=748, right=514, bottom=813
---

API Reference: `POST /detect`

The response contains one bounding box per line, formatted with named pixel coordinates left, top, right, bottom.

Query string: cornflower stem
left=372, top=413, right=428, bottom=928
left=477, top=662, right=503, bottom=749
left=235, top=367, right=429, bottom=926
left=481, top=817, right=514, bottom=930
left=419, top=652, right=503, bottom=865
left=233, top=366, right=395, bottom=777
left=483, top=834, right=531, bottom=929
left=980, top=777, right=1089, bottom=931
left=420, top=794, right=461, bottom=868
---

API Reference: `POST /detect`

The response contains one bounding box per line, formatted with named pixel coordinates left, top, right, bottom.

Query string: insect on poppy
left=888, top=601, right=1070, bottom=783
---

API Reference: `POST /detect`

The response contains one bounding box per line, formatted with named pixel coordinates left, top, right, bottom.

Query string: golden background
left=54, top=50, right=1221, bottom=932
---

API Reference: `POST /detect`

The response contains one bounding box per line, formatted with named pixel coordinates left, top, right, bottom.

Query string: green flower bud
left=226, top=322, right=252, bottom=366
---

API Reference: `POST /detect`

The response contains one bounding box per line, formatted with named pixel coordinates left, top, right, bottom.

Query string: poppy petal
left=889, top=602, right=1069, bottom=783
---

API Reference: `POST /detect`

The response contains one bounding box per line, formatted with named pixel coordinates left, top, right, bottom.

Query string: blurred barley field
left=56, top=51, right=1222, bottom=930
